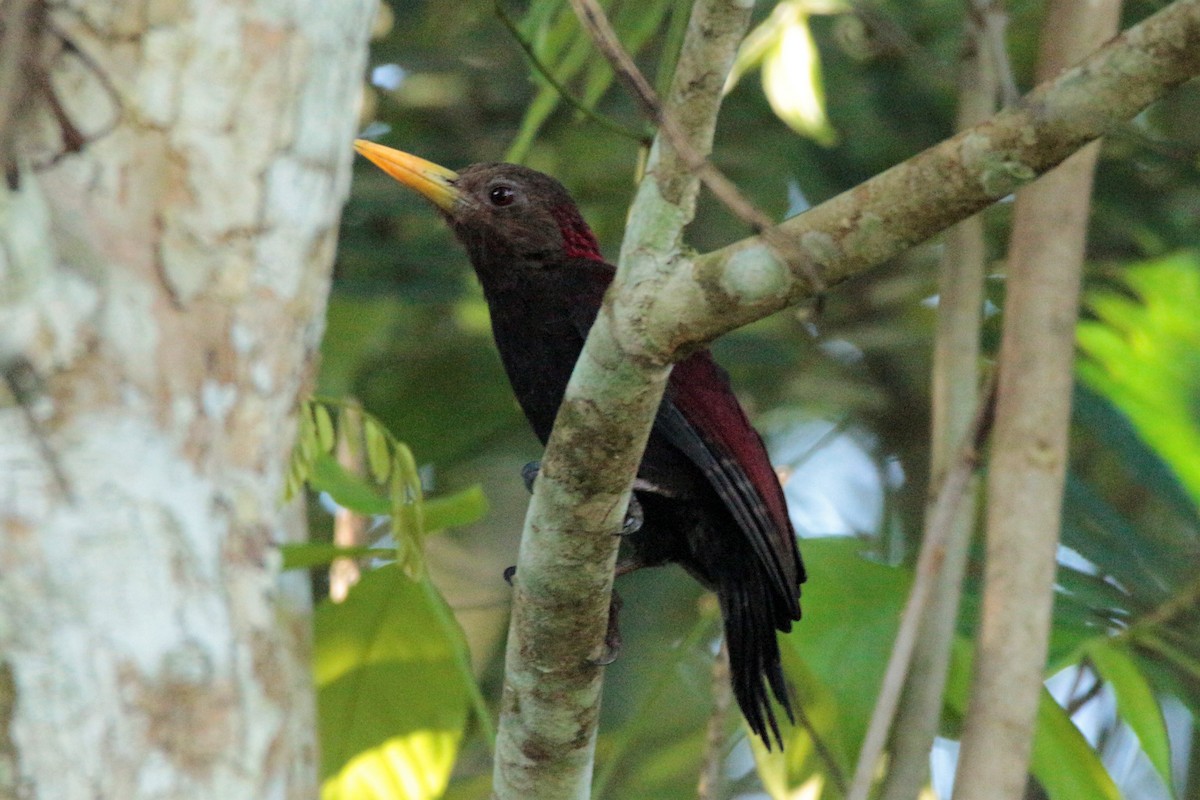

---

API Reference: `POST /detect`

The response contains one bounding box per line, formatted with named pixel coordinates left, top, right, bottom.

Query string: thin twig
left=794, top=699, right=850, bottom=795
left=845, top=372, right=997, bottom=800
left=493, top=0, right=650, bottom=147
left=697, top=639, right=732, bottom=800
left=566, top=0, right=826, bottom=294
left=875, top=2, right=1004, bottom=795
left=969, top=0, right=1021, bottom=106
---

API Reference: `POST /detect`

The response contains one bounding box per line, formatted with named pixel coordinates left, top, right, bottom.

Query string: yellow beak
left=353, top=140, right=461, bottom=212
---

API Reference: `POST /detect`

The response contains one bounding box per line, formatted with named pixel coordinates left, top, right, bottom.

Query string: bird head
left=354, top=140, right=603, bottom=269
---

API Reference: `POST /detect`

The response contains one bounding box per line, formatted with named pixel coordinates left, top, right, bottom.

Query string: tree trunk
left=0, top=1, right=374, bottom=797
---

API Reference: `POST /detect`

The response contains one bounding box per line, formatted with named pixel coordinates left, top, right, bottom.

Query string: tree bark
left=0, top=1, right=374, bottom=797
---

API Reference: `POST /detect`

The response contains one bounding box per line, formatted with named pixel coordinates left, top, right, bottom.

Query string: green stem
left=494, top=0, right=650, bottom=148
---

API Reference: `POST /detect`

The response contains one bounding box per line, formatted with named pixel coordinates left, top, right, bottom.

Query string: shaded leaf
left=281, top=542, right=396, bottom=570
left=1087, top=639, right=1174, bottom=794
left=774, top=537, right=910, bottom=790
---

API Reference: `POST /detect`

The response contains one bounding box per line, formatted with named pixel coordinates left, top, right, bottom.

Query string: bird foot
left=588, top=591, right=624, bottom=666
left=503, top=565, right=516, bottom=585
left=522, top=460, right=643, bottom=536
left=619, top=495, right=643, bottom=536
left=520, top=460, right=540, bottom=493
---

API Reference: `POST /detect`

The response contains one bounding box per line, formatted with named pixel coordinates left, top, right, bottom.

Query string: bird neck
left=550, top=204, right=603, bottom=262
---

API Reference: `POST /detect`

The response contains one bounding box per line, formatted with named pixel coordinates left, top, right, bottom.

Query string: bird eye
left=488, top=185, right=516, bottom=207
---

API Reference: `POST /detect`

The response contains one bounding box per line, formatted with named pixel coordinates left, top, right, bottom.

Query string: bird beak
left=353, top=140, right=461, bottom=212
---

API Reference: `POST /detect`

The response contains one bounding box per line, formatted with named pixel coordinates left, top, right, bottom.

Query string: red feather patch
left=551, top=204, right=603, bottom=262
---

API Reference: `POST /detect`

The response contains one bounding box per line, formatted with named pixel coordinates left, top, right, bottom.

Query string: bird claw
left=503, top=565, right=516, bottom=585
left=524, top=460, right=641, bottom=537
left=520, top=461, right=540, bottom=494
left=587, top=592, right=624, bottom=666
left=619, top=495, right=643, bottom=536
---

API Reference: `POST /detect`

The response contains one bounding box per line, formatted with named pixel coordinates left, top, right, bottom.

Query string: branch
left=490, top=1, right=1200, bottom=796
left=567, top=0, right=825, bottom=290
left=491, top=2, right=753, bottom=798
left=875, top=2, right=1004, bottom=796
left=641, top=0, right=1200, bottom=359
left=953, top=0, right=1124, bottom=796
left=848, top=373, right=997, bottom=800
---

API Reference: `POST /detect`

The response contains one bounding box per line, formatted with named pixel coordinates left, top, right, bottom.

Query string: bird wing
left=660, top=352, right=804, bottom=619
left=559, top=258, right=803, bottom=618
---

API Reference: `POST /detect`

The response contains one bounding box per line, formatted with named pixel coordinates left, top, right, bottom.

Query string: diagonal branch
left=567, top=0, right=825, bottom=290
left=493, top=0, right=650, bottom=148
left=641, top=0, right=1200, bottom=360
left=489, top=1, right=1200, bottom=797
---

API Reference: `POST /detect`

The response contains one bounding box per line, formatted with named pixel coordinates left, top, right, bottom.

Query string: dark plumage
left=354, top=142, right=806, bottom=748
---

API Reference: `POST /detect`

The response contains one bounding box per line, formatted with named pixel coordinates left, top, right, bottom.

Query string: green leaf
left=316, top=567, right=470, bottom=800
left=313, top=403, right=336, bottom=452
left=312, top=453, right=390, bottom=515
left=364, top=419, right=392, bottom=483
left=280, top=542, right=396, bottom=570
left=1078, top=251, right=1200, bottom=506
left=772, top=538, right=911, bottom=787
left=1087, top=639, right=1174, bottom=794
left=423, top=484, right=489, bottom=531
left=1031, top=686, right=1122, bottom=800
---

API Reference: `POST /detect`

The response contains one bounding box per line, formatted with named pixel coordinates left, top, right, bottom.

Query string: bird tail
left=718, top=574, right=795, bottom=750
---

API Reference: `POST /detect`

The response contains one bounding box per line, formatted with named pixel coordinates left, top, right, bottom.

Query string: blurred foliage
left=310, top=0, right=1200, bottom=797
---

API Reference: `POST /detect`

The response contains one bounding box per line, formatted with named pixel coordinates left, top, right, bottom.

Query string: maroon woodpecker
left=354, top=140, right=805, bottom=748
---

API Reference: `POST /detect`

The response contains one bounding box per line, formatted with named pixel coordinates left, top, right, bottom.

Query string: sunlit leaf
left=761, top=7, right=837, bottom=145
left=314, top=403, right=336, bottom=452
left=1078, top=251, right=1200, bottom=506
left=725, top=0, right=842, bottom=145
left=316, top=567, right=470, bottom=800
left=1087, top=639, right=1174, bottom=794
left=1031, top=686, right=1122, bottom=800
